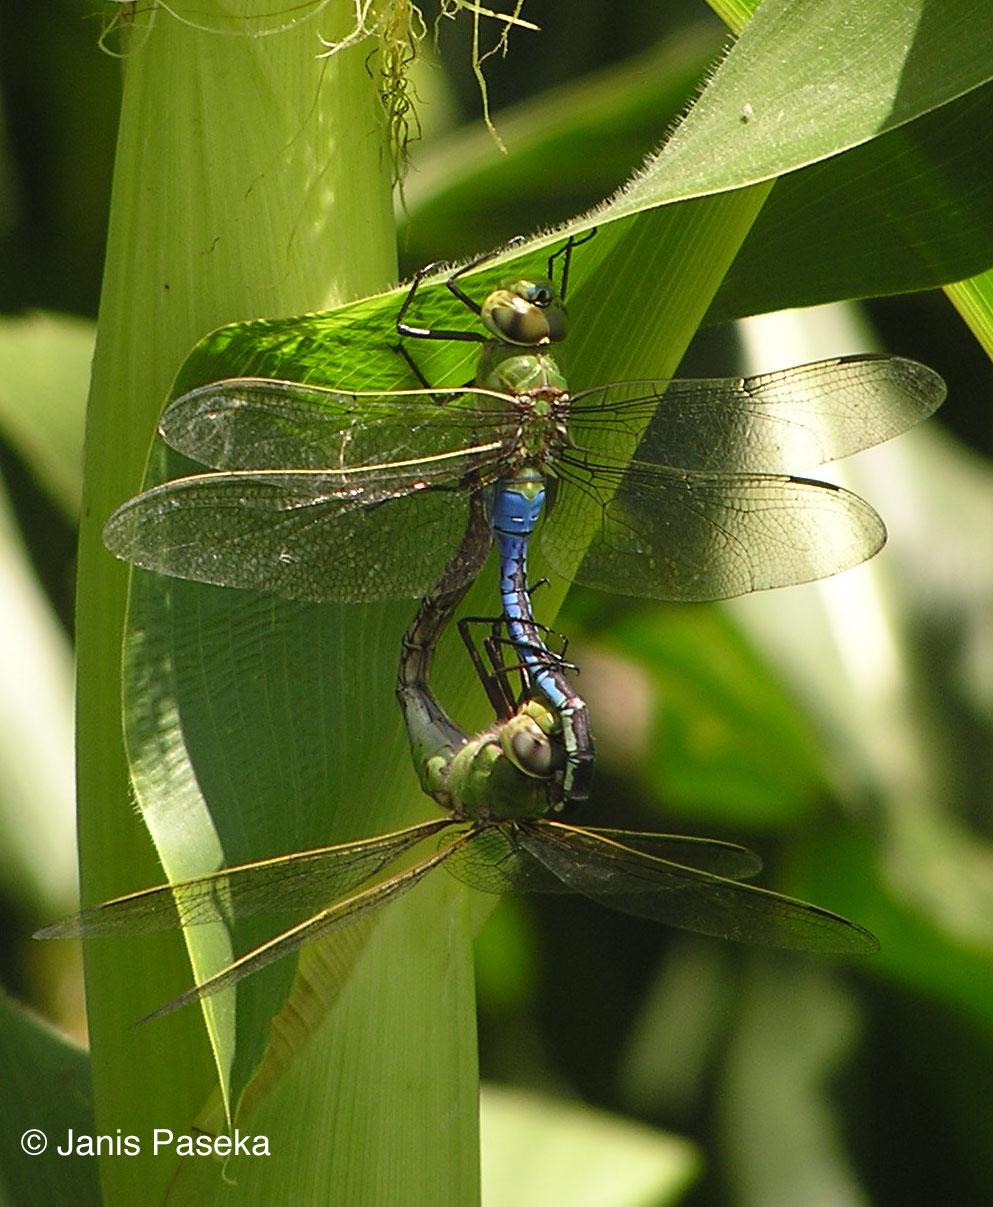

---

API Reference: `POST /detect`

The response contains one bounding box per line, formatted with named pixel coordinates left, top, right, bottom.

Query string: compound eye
left=509, top=722, right=555, bottom=777
left=481, top=279, right=567, bottom=345
left=501, top=713, right=561, bottom=778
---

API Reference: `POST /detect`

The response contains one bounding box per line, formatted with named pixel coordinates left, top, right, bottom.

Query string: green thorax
left=475, top=340, right=567, bottom=397
left=474, top=340, right=572, bottom=471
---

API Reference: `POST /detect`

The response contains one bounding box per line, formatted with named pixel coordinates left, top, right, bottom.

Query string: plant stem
left=78, top=4, right=478, bottom=1202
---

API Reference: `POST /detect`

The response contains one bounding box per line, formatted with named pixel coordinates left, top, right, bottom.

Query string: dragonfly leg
left=444, top=235, right=527, bottom=312
left=457, top=615, right=517, bottom=720
left=546, top=226, right=597, bottom=301
left=458, top=612, right=576, bottom=718
left=387, top=340, right=471, bottom=405
left=395, top=255, right=489, bottom=342
left=396, top=234, right=533, bottom=340
left=516, top=577, right=573, bottom=662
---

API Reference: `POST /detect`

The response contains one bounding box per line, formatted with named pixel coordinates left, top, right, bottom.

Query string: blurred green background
left=1, top=2, right=992, bottom=1204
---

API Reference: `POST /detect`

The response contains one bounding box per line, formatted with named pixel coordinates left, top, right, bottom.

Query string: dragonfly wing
left=135, top=836, right=466, bottom=1023
left=572, top=826, right=762, bottom=880
left=569, top=355, right=945, bottom=474
left=545, top=461, right=885, bottom=600
left=441, top=823, right=762, bottom=893
left=102, top=459, right=492, bottom=602
left=161, top=380, right=519, bottom=471
left=36, top=819, right=454, bottom=939
left=515, top=823, right=878, bottom=955
left=443, top=824, right=571, bottom=894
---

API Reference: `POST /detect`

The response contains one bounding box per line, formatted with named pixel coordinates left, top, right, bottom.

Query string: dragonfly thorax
left=503, top=400, right=571, bottom=477
left=477, top=339, right=567, bottom=396
left=481, top=277, right=567, bottom=347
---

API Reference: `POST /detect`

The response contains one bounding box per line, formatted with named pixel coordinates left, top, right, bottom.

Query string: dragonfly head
left=482, top=277, right=567, bottom=347
left=502, top=699, right=566, bottom=776
left=445, top=700, right=566, bottom=821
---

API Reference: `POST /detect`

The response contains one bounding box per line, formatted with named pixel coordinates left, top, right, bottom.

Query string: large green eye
left=481, top=278, right=568, bottom=346
left=501, top=713, right=556, bottom=778
left=500, top=700, right=565, bottom=779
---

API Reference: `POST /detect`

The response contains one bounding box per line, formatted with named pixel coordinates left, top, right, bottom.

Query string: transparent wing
left=443, top=823, right=763, bottom=895
left=35, top=818, right=454, bottom=939
left=444, top=823, right=573, bottom=894
left=515, top=822, right=877, bottom=955
left=104, top=380, right=528, bottom=601
left=102, top=453, right=501, bottom=602
left=545, top=460, right=886, bottom=600
left=568, top=354, right=945, bottom=474
left=133, top=840, right=464, bottom=1023
left=159, top=379, right=521, bottom=470
left=577, top=827, right=763, bottom=879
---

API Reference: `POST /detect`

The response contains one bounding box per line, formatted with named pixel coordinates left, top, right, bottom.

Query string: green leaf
left=184, top=0, right=993, bottom=404
left=947, top=268, right=993, bottom=358
left=708, top=82, right=993, bottom=321
left=407, top=3, right=993, bottom=318
left=480, top=1084, right=700, bottom=1207
left=400, top=24, right=725, bottom=265
left=75, top=5, right=483, bottom=1205
left=0, top=992, right=98, bottom=1207
left=0, top=312, right=90, bottom=521
left=0, top=475, right=75, bottom=917
left=655, top=0, right=993, bottom=204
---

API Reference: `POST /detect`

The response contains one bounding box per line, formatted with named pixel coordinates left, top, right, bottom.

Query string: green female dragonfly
left=40, top=502, right=878, bottom=1024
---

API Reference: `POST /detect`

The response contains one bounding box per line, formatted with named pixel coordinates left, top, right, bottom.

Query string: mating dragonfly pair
left=39, top=232, right=946, bottom=1017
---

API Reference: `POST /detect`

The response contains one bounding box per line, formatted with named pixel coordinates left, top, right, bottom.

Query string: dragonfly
left=102, top=233, right=946, bottom=800
left=39, top=520, right=878, bottom=1025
